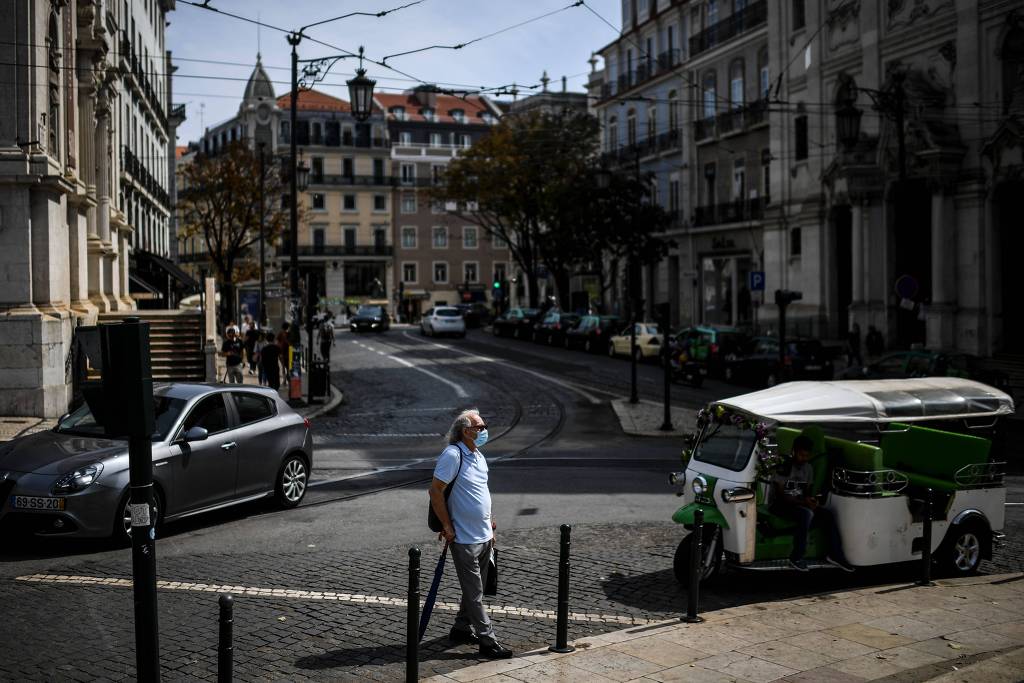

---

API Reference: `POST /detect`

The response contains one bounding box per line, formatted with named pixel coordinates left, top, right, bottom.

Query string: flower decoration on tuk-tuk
left=755, top=439, right=783, bottom=479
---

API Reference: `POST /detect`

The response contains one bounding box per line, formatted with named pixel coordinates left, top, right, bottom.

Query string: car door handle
left=221, top=442, right=237, bottom=451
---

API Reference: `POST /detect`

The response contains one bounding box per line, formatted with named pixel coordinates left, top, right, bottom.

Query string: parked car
left=453, top=303, right=492, bottom=329
left=608, top=322, right=662, bottom=361
left=842, top=350, right=1011, bottom=390
left=723, top=336, right=834, bottom=387
left=349, top=305, right=390, bottom=333
left=420, top=306, right=467, bottom=338
left=491, top=308, right=541, bottom=339
left=533, top=311, right=581, bottom=345
left=672, top=325, right=751, bottom=378
left=0, top=384, right=313, bottom=540
left=564, top=315, right=622, bottom=353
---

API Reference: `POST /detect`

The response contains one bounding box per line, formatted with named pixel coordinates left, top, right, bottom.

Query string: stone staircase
left=98, top=310, right=205, bottom=382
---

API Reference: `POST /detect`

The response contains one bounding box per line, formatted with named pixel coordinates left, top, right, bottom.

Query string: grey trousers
left=450, top=541, right=497, bottom=646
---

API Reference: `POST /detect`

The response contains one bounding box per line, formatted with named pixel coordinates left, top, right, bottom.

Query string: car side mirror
left=183, top=426, right=209, bottom=442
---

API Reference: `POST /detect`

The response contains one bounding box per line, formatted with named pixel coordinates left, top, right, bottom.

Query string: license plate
left=10, top=496, right=65, bottom=511
left=805, top=364, right=822, bottom=370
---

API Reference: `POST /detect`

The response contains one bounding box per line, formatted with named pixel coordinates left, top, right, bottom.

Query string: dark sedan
left=454, top=303, right=492, bottom=329
left=491, top=308, right=541, bottom=339
left=842, top=350, right=1011, bottom=390
left=723, top=337, right=834, bottom=387
left=533, top=311, right=580, bottom=345
left=564, top=315, right=622, bottom=353
left=0, top=384, right=313, bottom=539
left=349, top=305, right=390, bottom=333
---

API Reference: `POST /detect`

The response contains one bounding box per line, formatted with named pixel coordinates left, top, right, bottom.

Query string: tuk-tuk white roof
left=713, top=378, right=1016, bottom=424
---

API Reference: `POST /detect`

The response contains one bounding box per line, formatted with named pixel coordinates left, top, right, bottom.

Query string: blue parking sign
left=749, top=271, right=765, bottom=291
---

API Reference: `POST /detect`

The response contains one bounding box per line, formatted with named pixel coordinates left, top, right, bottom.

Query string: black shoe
left=449, top=628, right=480, bottom=645
left=479, top=643, right=514, bottom=659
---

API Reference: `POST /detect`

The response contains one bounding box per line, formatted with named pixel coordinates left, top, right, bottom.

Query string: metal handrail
left=832, top=467, right=909, bottom=497
left=953, top=461, right=1006, bottom=488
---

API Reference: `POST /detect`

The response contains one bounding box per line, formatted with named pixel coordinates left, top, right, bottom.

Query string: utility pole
left=288, top=33, right=302, bottom=360
left=258, top=142, right=267, bottom=329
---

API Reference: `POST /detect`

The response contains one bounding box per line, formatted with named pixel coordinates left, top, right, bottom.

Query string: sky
left=167, top=0, right=622, bottom=145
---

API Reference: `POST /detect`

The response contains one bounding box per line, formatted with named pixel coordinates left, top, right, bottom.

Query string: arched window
left=1001, top=25, right=1024, bottom=114
left=608, top=115, right=619, bottom=151
left=626, top=108, right=637, bottom=146
left=758, top=47, right=770, bottom=98
left=729, top=58, right=745, bottom=110
left=46, top=10, right=61, bottom=158
left=668, top=89, right=679, bottom=130
left=702, top=71, right=717, bottom=120
left=647, top=105, right=657, bottom=141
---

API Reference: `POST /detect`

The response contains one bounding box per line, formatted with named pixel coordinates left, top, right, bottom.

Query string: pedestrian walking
left=244, top=325, right=259, bottom=375
left=318, top=313, right=335, bottom=361
left=277, top=322, right=291, bottom=378
left=220, top=328, right=244, bottom=384
left=254, top=332, right=268, bottom=385
left=428, top=409, right=512, bottom=659
left=846, top=322, right=863, bottom=368
left=260, top=331, right=281, bottom=389
left=866, top=325, right=884, bottom=360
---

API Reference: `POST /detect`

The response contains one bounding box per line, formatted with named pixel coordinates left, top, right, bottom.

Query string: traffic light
left=79, top=319, right=155, bottom=438
left=492, top=278, right=505, bottom=301
left=774, top=289, right=803, bottom=307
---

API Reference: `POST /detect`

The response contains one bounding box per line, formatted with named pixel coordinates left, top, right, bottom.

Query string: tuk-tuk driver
left=773, top=435, right=855, bottom=572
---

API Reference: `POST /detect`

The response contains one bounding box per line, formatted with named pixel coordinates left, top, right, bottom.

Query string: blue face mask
left=474, top=428, right=489, bottom=448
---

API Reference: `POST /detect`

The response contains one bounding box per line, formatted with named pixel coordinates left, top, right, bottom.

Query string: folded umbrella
left=418, top=541, right=449, bottom=642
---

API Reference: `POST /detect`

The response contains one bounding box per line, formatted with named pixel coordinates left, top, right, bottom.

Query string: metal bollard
left=407, top=547, right=421, bottom=683
left=683, top=509, right=705, bottom=623
left=549, top=524, right=575, bottom=653
left=218, top=594, right=233, bottom=683
left=918, top=489, right=934, bottom=586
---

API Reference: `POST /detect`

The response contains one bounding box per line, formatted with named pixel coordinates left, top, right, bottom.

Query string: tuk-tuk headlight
left=692, top=476, right=708, bottom=496
left=722, top=487, right=755, bottom=503
left=669, top=471, right=686, bottom=487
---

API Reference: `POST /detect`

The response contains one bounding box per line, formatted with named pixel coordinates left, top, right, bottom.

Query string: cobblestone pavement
left=2, top=514, right=1022, bottom=682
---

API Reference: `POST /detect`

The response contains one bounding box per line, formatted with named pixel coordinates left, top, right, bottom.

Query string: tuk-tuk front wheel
left=673, top=524, right=722, bottom=585
left=938, top=522, right=987, bottom=577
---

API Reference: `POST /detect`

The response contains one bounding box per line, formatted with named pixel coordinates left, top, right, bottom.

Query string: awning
left=713, top=378, right=1016, bottom=424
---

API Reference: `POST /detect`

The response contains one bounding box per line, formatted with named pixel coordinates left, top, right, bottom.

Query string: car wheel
left=114, top=488, right=164, bottom=543
left=457, top=332, right=466, bottom=339
left=673, top=525, right=722, bottom=585
left=765, top=372, right=778, bottom=387
left=276, top=454, right=309, bottom=508
left=493, top=326, right=500, bottom=337
left=563, top=336, right=570, bottom=350
left=608, top=343, right=617, bottom=358
left=420, top=326, right=426, bottom=336
left=724, top=366, right=734, bottom=383
left=939, top=522, right=986, bottom=577
left=633, top=347, right=643, bottom=363
left=584, top=339, right=592, bottom=353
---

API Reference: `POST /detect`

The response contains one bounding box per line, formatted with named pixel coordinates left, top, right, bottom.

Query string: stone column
left=927, top=189, right=956, bottom=349
left=82, top=67, right=110, bottom=311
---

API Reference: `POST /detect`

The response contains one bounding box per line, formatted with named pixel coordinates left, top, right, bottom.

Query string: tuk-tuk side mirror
left=683, top=432, right=698, bottom=448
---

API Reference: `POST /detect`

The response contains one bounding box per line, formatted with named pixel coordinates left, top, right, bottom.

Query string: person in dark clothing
left=220, top=328, right=244, bottom=383
left=865, top=326, right=884, bottom=359
left=244, top=327, right=259, bottom=375
left=260, top=331, right=281, bottom=389
left=276, top=322, right=291, bottom=379
left=846, top=323, right=862, bottom=367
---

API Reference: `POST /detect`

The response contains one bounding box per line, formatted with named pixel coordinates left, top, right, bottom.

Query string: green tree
left=178, top=142, right=290, bottom=326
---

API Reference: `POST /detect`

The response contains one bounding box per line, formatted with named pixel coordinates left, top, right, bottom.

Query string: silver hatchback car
left=0, top=383, right=313, bottom=539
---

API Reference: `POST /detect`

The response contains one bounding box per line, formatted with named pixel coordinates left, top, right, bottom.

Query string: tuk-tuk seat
left=758, top=427, right=832, bottom=534
left=881, top=423, right=991, bottom=492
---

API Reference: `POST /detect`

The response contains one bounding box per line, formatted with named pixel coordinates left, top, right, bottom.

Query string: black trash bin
left=310, top=360, right=329, bottom=398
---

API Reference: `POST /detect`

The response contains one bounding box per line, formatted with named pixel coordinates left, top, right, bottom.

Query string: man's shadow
left=293, top=636, right=484, bottom=670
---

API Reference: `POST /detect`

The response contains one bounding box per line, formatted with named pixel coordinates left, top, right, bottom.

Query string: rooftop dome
left=243, top=54, right=275, bottom=102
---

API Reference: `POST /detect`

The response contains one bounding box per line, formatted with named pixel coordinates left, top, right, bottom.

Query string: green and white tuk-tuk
left=669, top=378, right=1015, bottom=583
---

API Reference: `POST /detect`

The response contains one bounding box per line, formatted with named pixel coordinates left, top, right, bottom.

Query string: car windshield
left=356, top=306, right=383, bottom=316
left=436, top=308, right=461, bottom=317
left=693, top=423, right=757, bottom=472
left=56, top=395, right=188, bottom=441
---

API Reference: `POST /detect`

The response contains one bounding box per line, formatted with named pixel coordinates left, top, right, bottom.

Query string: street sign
left=749, top=271, right=766, bottom=291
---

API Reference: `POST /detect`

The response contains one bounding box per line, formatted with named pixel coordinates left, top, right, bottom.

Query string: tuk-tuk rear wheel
left=938, top=521, right=987, bottom=577
left=673, top=525, right=722, bottom=585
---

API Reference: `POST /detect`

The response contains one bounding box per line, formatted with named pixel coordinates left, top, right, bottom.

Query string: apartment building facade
left=379, top=88, right=507, bottom=319
left=765, top=1, right=1024, bottom=357
left=0, top=0, right=178, bottom=417
left=591, top=0, right=769, bottom=330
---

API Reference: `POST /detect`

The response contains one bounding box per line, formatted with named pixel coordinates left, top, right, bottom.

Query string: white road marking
left=348, top=334, right=469, bottom=399
left=15, top=574, right=655, bottom=626
left=1006, top=502, right=1023, bottom=507
left=401, top=331, right=604, bottom=405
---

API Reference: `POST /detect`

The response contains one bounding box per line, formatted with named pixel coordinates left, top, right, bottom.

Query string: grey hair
left=446, top=408, right=480, bottom=445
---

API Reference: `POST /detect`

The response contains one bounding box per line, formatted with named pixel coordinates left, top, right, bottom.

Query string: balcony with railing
left=689, top=0, right=767, bottom=58
left=598, top=48, right=683, bottom=102
left=694, top=100, right=769, bottom=144
left=692, top=198, right=765, bottom=227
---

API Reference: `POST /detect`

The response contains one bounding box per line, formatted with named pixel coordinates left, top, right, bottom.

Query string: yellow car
left=608, top=322, right=662, bottom=361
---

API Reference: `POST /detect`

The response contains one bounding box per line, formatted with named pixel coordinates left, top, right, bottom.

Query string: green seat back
left=825, top=437, right=885, bottom=472
left=881, top=423, right=991, bottom=483
left=775, top=426, right=829, bottom=496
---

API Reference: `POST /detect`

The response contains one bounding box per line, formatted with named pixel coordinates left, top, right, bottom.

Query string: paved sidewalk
left=611, top=398, right=697, bottom=438
left=425, top=573, right=1024, bottom=683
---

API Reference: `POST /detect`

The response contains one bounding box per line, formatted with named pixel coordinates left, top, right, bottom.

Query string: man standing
left=220, top=328, right=244, bottom=384
left=772, top=435, right=854, bottom=572
left=429, top=409, right=512, bottom=659
left=318, top=313, right=335, bottom=361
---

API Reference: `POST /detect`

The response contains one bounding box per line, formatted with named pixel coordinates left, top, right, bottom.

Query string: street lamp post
left=257, top=142, right=267, bottom=329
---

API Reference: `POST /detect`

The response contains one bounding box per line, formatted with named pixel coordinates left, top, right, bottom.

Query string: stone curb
left=303, top=383, right=344, bottom=420
left=611, top=397, right=697, bottom=438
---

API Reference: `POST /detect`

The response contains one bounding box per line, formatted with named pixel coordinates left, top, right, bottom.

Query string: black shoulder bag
left=428, top=445, right=464, bottom=532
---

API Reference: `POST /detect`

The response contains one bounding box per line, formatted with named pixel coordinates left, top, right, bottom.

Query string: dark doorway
left=832, top=205, right=853, bottom=339
left=891, top=180, right=931, bottom=348
left=995, top=181, right=1024, bottom=353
